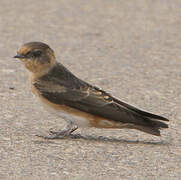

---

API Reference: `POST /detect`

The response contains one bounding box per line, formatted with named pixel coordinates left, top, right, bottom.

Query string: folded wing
left=34, top=65, right=169, bottom=136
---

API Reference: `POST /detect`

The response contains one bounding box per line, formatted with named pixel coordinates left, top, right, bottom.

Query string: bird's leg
left=36, top=121, right=78, bottom=139
left=49, top=122, right=78, bottom=137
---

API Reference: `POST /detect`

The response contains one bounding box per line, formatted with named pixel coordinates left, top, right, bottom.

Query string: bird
left=14, top=41, right=169, bottom=139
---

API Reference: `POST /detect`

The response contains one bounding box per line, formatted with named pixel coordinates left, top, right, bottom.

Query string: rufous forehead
left=17, top=42, right=50, bottom=55
left=17, top=45, right=33, bottom=55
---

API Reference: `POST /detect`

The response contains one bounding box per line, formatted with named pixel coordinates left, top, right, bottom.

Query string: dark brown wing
left=34, top=63, right=169, bottom=135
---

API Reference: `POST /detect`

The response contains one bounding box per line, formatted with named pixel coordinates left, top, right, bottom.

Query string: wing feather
left=33, top=63, right=168, bottom=132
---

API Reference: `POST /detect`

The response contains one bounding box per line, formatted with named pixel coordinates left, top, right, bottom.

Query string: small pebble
left=9, top=87, right=15, bottom=90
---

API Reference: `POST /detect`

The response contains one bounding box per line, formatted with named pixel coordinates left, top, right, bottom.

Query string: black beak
left=13, top=54, right=26, bottom=59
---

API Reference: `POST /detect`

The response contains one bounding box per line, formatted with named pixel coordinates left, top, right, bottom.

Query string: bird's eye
left=32, top=50, right=42, bottom=57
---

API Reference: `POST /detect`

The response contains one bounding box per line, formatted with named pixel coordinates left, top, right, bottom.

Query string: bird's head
left=14, top=42, right=56, bottom=75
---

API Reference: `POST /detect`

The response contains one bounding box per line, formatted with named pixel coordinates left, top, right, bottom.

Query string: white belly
left=38, top=97, right=92, bottom=127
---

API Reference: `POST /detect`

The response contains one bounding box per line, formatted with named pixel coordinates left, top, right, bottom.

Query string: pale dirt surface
left=0, top=0, right=181, bottom=179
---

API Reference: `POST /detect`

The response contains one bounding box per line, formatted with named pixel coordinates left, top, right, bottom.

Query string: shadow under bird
left=14, top=42, right=169, bottom=139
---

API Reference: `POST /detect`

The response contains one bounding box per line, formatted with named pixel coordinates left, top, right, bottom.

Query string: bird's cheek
left=19, top=58, right=27, bottom=62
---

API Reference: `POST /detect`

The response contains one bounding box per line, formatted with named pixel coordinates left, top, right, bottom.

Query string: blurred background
left=0, top=0, right=180, bottom=179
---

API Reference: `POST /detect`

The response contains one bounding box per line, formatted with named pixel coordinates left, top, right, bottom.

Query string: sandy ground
left=0, top=0, right=181, bottom=179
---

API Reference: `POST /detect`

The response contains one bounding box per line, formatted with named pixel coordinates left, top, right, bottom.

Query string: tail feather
left=125, top=108, right=169, bottom=134
left=147, top=118, right=168, bottom=129
left=112, top=96, right=169, bottom=136
left=113, top=97, right=169, bottom=121
left=122, top=120, right=168, bottom=136
left=134, top=115, right=169, bottom=136
left=124, top=124, right=161, bottom=136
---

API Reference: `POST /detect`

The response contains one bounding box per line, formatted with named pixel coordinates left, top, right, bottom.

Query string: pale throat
left=25, top=58, right=56, bottom=78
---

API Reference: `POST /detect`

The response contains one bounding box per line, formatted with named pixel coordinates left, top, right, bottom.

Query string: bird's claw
left=36, top=124, right=78, bottom=139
